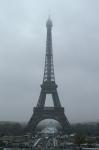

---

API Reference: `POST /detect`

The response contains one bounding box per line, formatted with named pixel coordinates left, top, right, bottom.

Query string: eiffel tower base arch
left=25, top=107, right=70, bottom=134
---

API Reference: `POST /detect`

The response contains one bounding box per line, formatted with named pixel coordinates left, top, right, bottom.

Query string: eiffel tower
left=26, top=18, right=70, bottom=134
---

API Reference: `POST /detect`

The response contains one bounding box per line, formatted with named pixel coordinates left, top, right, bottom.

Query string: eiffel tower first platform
left=25, top=18, right=70, bottom=134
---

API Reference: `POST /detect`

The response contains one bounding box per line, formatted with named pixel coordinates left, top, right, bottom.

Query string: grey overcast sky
left=0, top=0, right=99, bottom=123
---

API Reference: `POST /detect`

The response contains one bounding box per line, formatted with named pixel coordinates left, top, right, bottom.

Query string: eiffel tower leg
left=25, top=113, right=40, bottom=134
left=52, top=89, right=61, bottom=107
left=37, top=89, right=46, bottom=107
left=59, top=114, right=70, bottom=133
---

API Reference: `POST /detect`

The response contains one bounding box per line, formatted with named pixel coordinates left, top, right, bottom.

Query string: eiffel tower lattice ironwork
left=26, top=18, right=70, bottom=133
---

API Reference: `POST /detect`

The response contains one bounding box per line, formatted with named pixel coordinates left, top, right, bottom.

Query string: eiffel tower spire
left=43, top=17, right=55, bottom=82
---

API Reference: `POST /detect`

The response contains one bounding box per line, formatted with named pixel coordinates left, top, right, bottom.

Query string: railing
left=34, top=107, right=64, bottom=111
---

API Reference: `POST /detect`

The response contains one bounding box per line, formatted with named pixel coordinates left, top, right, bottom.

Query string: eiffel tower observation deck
left=25, top=18, right=70, bottom=134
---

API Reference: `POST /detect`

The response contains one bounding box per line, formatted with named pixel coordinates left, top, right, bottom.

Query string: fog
left=0, top=0, right=99, bottom=123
